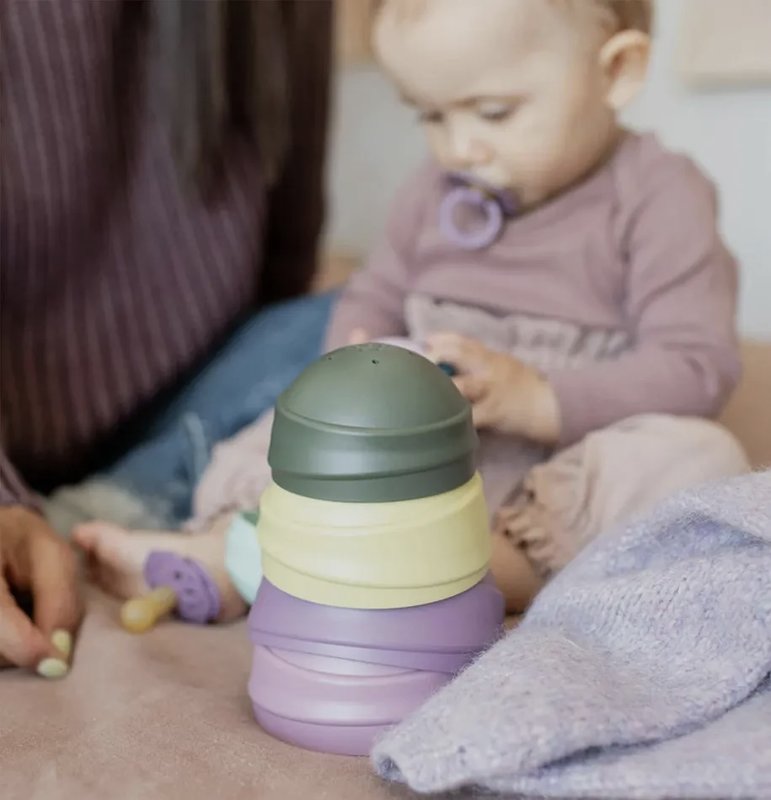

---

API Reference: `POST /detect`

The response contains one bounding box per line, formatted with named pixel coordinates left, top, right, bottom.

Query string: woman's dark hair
left=152, top=0, right=315, bottom=193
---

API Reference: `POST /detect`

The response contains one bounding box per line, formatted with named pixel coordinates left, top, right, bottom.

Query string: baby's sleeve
left=323, top=162, right=435, bottom=351
left=546, top=155, right=741, bottom=446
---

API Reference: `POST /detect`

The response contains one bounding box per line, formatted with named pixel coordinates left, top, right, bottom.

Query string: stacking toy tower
left=246, top=343, right=504, bottom=755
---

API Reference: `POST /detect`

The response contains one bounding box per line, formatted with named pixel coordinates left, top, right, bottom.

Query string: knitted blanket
left=372, top=470, right=771, bottom=799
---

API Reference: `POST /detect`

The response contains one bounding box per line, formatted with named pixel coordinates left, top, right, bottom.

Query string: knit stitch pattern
left=372, top=470, right=771, bottom=799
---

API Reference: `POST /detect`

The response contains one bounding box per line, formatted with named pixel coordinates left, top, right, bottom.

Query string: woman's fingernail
left=51, top=629, right=72, bottom=659
left=37, top=658, right=70, bottom=679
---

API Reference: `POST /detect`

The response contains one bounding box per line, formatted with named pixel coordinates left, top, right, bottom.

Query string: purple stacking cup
left=247, top=576, right=504, bottom=755
left=248, top=576, right=504, bottom=673
left=249, top=645, right=449, bottom=756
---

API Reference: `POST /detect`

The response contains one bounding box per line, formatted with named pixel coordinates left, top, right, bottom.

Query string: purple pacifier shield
left=446, top=171, right=518, bottom=216
left=439, top=185, right=502, bottom=250
left=143, top=551, right=221, bottom=624
left=439, top=172, right=519, bottom=250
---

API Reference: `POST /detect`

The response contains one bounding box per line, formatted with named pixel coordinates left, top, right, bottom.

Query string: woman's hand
left=0, top=506, right=82, bottom=677
left=426, top=333, right=561, bottom=444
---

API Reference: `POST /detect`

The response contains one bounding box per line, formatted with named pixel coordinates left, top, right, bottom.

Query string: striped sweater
left=0, top=1, right=331, bottom=505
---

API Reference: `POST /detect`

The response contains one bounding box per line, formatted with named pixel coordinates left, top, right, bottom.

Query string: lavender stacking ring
left=249, top=645, right=449, bottom=756
left=143, top=551, right=221, bottom=624
left=248, top=577, right=503, bottom=673
left=247, top=577, right=504, bottom=753
left=251, top=632, right=468, bottom=674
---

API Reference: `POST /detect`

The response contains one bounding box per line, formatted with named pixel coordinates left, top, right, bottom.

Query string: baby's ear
left=599, top=30, right=651, bottom=111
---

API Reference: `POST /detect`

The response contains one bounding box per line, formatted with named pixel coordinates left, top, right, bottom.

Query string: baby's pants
left=189, top=406, right=749, bottom=577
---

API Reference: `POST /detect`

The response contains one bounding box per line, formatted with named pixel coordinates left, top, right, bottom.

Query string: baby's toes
left=74, top=522, right=148, bottom=598
left=73, top=521, right=128, bottom=554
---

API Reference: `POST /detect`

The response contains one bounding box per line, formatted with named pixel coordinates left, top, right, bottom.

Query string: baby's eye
left=477, top=102, right=516, bottom=123
left=417, top=109, right=444, bottom=125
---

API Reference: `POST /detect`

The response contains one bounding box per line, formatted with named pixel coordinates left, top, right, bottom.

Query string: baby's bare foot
left=73, top=519, right=247, bottom=622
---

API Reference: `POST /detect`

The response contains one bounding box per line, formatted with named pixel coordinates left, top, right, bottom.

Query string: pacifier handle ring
left=438, top=185, right=504, bottom=250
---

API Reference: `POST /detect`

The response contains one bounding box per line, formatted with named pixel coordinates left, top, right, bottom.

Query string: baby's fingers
left=466, top=389, right=510, bottom=431
left=453, top=373, right=488, bottom=404
left=426, top=332, right=491, bottom=373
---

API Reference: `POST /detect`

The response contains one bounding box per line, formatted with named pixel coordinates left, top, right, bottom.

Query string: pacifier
left=438, top=172, right=518, bottom=250
left=120, top=551, right=221, bottom=633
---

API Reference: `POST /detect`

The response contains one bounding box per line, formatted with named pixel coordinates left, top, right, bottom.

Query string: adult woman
left=0, top=0, right=334, bottom=674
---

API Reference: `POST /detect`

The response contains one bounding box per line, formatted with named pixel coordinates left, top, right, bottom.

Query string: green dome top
left=281, top=344, right=468, bottom=429
left=268, top=344, right=477, bottom=502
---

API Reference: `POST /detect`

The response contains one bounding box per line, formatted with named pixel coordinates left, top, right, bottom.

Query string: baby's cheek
left=502, top=131, right=563, bottom=188
left=424, top=127, right=452, bottom=166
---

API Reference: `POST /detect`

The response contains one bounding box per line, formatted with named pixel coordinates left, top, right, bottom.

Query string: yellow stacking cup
left=258, top=473, right=490, bottom=609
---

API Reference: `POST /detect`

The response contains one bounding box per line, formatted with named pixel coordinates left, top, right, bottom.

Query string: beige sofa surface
left=2, top=342, right=768, bottom=800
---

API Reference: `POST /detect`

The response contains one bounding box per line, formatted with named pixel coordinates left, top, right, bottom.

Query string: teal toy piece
left=225, top=512, right=263, bottom=605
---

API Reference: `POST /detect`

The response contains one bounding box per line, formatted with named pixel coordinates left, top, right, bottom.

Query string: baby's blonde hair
left=374, top=0, right=653, bottom=36
left=568, top=0, right=653, bottom=35
left=611, top=0, right=653, bottom=32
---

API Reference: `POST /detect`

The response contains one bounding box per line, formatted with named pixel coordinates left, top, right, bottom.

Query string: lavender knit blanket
left=372, top=470, right=771, bottom=799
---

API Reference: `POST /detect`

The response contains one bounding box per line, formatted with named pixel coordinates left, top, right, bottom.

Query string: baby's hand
left=426, top=333, right=560, bottom=444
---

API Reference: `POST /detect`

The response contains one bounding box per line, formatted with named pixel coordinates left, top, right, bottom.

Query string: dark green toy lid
left=267, top=343, right=477, bottom=502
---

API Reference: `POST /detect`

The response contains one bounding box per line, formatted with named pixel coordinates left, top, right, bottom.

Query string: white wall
left=326, top=0, right=771, bottom=339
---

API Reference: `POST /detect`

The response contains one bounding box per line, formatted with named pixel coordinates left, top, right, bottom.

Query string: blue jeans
left=47, top=292, right=336, bottom=530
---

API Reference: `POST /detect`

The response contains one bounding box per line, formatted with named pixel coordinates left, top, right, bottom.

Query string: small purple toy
left=438, top=171, right=518, bottom=250
left=120, top=551, right=221, bottom=633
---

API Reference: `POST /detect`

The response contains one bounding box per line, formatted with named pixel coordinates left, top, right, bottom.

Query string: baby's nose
left=449, top=139, right=492, bottom=170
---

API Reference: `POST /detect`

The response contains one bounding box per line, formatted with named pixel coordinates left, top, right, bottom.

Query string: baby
left=76, top=0, right=748, bottom=615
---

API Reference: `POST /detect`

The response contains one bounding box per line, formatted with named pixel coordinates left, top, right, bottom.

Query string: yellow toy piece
left=257, top=473, right=490, bottom=609
left=120, top=587, right=178, bottom=633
